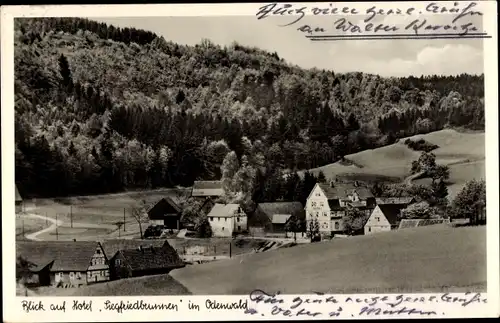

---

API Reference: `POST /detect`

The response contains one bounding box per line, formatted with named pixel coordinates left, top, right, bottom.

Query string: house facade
left=207, top=203, right=247, bottom=237
left=305, top=180, right=375, bottom=237
left=16, top=241, right=110, bottom=288
left=147, top=197, right=182, bottom=229
left=364, top=204, right=404, bottom=235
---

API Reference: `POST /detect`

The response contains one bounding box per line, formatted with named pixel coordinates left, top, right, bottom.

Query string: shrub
left=405, top=138, right=439, bottom=152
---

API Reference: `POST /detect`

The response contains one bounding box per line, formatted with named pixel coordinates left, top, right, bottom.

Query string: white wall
left=209, top=214, right=247, bottom=237
left=364, top=206, right=392, bottom=235
left=305, top=184, right=331, bottom=233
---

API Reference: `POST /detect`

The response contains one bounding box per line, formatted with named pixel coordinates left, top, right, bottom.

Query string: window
left=237, top=217, right=240, bottom=222
left=210, top=217, right=213, bottom=221
left=316, top=212, right=319, bottom=217
left=315, top=192, right=320, bottom=196
left=324, top=212, right=328, bottom=217
left=76, top=272, right=82, bottom=279
left=225, top=218, right=228, bottom=222
left=116, top=259, right=121, bottom=266
left=222, top=227, right=225, bottom=231
left=238, top=226, right=241, bottom=231
left=312, top=202, right=317, bottom=207
left=320, top=202, right=324, bottom=207
left=375, top=217, right=380, bottom=222
left=69, top=272, right=74, bottom=278
left=369, top=227, right=371, bottom=232
left=96, top=249, right=101, bottom=254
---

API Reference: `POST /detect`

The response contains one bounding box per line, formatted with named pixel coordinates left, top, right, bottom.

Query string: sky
left=93, top=14, right=484, bottom=77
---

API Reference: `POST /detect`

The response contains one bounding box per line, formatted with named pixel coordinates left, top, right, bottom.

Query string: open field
left=28, top=274, right=191, bottom=296
left=169, top=225, right=486, bottom=295
left=19, top=188, right=188, bottom=240
left=15, top=215, right=49, bottom=240
left=308, top=129, right=485, bottom=199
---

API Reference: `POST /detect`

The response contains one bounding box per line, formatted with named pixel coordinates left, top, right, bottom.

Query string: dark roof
left=16, top=241, right=102, bottom=272
left=257, top=202, right=304, bottom=223
left=318, top=182, right=373, bottom=200
left=100, top=239, right=167, bottom=260
left=191, top=181, right=224, bottom=197
left=147, top=197, right=181, bottom=220
left=119, top=242, right=184, bottom=271
left=377, top=204, right=406, bottom=225
left=15, top=185, right=22, bottom=202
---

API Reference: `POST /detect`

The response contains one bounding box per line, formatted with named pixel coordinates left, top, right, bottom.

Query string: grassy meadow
left=169, top=225, right=486, bottom=295
left=308, top=129, right=485, bottom=199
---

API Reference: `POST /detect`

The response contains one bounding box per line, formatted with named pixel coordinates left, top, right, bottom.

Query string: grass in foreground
left=170, top=225, right=486, bottom=295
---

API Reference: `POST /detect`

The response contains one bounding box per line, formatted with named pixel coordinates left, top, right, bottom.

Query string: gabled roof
left=257, top=202, right=304, bottom=219
left=119, top=243, right=184, bottom=271
left=100, top=239, right=167, bottom=260
left=16, top=241, right=102, bottom=272
left=191, top=181, right=224, bottom=197
left=318, top=182, right=373, bottom=200
left=147, top=197, right=181, bottom=220
left=15, top=185, right=22, bottom=202
left=377, top=204, right=406, bottom=225
left=207, top=203, right=244, bottom=218
left=376, top=197, right=414, bottom=205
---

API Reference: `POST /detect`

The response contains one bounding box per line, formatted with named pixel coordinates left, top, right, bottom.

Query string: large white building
left=207, top=203, right=247, bottom=237
left=305, top=180, right=375, bottom=237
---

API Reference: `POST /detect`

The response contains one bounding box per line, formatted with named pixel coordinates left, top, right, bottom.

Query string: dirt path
left=21, top=213, right=116, bottom=241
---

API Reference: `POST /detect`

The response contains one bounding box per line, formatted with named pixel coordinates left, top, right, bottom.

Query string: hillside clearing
left=307, top=129, right=485, bottom=199
left=170, top=225, right=486, bottom=295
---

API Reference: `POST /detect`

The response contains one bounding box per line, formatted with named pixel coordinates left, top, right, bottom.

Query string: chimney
left=329, top=180, right=335, bottom=188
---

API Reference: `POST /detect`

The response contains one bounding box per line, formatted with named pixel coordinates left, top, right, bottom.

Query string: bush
left=405, top=138, right=439, bottom=152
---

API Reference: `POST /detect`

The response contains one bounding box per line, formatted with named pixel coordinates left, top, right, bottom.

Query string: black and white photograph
left=3, top=1, right=496, bottom=313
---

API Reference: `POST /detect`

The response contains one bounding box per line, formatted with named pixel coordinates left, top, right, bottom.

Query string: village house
left=16, top=241, right=110, bottom=288
left=191, top=180, right=225, bottom=215
left=250, top=202, right=305, bottom=236
left=207, top=203, right=247, bottom=237
left=305, top=180, right=375, bottom=237
left=147, top=197, right=182, bottom=230
left=109, top=243, right=184, bottom=280
left=15, top=185, right=23, bottom=213
left=364, top=204, right=406, bottom=235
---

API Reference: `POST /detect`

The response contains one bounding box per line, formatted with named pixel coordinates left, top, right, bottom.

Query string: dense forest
left=14, top=18, right=485, bottom=199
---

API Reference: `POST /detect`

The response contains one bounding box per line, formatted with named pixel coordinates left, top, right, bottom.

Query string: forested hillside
left=14, top=18, right=485, bottom=199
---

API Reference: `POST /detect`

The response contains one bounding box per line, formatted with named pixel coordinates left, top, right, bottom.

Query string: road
left=21, top=213, right=116, bottom=241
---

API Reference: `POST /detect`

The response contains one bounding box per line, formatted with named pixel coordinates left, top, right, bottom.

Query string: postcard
left=1, top=1, right=498, bottom=321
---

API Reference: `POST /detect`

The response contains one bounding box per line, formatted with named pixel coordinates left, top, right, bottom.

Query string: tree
left=400, top=201, right=437, bottom=219
left=307, top=218, right=320, bottom=242
left=195, top=216, right=212, bottom=238
left=285, top=214, right=304, bottom=242
left=16, top=256, right=35, bottom=285
left=58, top=53, right=73, bottom=90
left=451, top=179, right=486, bottom=224
left=317, top=171, right=326, bottom=183
left=342, top=206, right=368, bottom=235
left=130, top=199, right=150, bottom=239
left=220, top=151, right=239, bottom=196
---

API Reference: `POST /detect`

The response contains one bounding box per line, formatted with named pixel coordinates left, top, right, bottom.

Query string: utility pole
left=70, top=206, right=73, bottom=228
left=22, top=220, right=25, bottom=239
left=229, top=242, right=232, bottom=258
left=123, top=208, right=126, bottom=232
left=55, top=214, right=58, bottom=240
